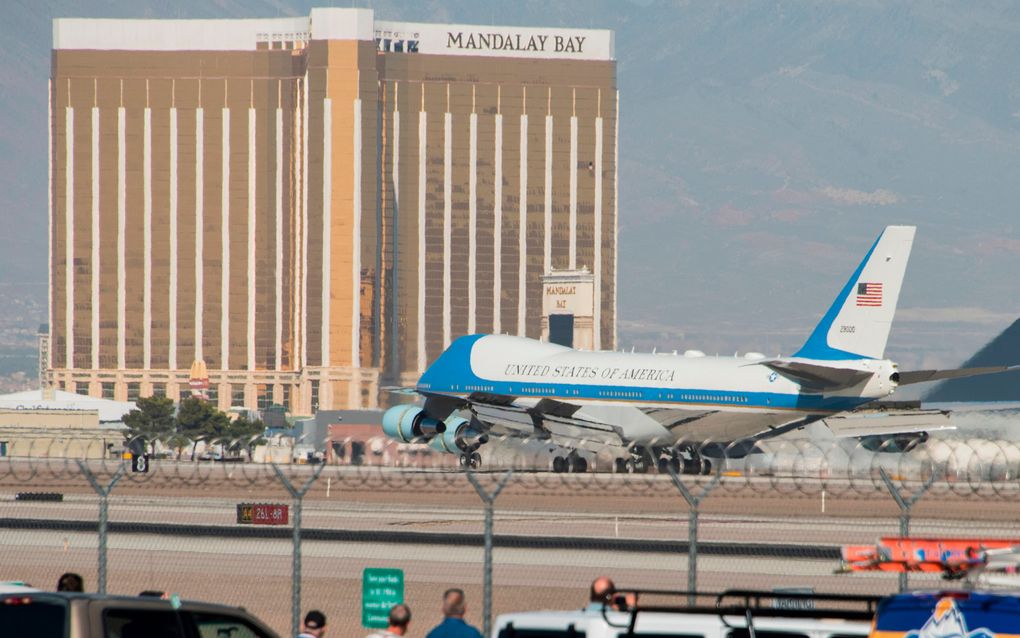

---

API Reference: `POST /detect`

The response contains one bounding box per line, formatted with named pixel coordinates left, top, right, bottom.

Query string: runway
left=2, top=464, right=1017, bottom=637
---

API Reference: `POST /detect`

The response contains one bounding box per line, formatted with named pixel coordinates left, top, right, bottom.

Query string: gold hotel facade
left=47, top=9, right=618, bottom=412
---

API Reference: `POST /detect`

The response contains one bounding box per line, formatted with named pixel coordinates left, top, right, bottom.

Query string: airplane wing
left=823, top=408, right=953, bottom=438
left=418, top=391, right=809, bottom=450
left=897, top=365, right=1019, bottom=386
left=640, top=407, right=825, bottom=442
left=420, top=389, right=927, bottom=450
left=423, top=390, right=630, bottom=449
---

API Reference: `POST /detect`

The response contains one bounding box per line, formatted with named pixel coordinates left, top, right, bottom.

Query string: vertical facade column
left=194, top=106, right=204, bottom=363
left=442, top=110, right=452, bottom=348
left=468, top=111, right=477, bottom=334
left=292, top=87, right=303, bottom=371
left=517, top=112, right=528, bottom=336
left=416, top=108, right=427, bottom=372
left=593, top=115, right=603, bottom=349
left=117, top=106, right=126, bottom=370
left=492, top=112, right=503, bottom=335
left=91, top=107, right=100, bottom=370
left=569, top=114, right=578, bottom=270
left=390, top=99, right=400, bottom=373
left=247, top=107, right=257, bottom=372
left=544, top=113, right=553, bottom=274
left=143, top=107, right=152, bottom=369
left=301, top=74, right=309, bottom=369
left=220, top=107, right=231, bottom=370
left=613, top=91, right=620, bottom=349
left=351, top=97, right=363, bottom=367
left=275, top=106, right=283, bottom=370
left=65, top=106, right=75, bottom=369
left=169, top=107, right=178, bottom=370
left=48, top=81, right=53, bottom=370
left=321, top=98, right=332, bottom=368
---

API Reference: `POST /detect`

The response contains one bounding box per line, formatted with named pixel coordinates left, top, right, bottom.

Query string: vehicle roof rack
left=598, top=588, right=882, bottom=635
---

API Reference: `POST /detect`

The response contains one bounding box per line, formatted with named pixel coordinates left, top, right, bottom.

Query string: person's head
left=57, top=572, right=84, bottom=592
left=303, top=610, right=327, bottom=636
left=589, top=576, right=615, bottom=604
left=442, top=588, right=467, bottom=618
left=387, top=603, right=412, bottom=635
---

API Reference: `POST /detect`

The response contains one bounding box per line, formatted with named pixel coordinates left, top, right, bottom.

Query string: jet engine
left=428, top=416, right=489, bottom=454
left=382, top=405, right=445, bottom=443
left=859, top=431, right=929, bottom=453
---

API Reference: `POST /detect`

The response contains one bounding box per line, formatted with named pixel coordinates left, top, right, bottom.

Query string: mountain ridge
left=2, top=1, right=1017, bottom=371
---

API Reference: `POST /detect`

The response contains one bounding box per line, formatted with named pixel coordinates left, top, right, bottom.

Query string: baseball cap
left=304, top=610, right=326, bottom=629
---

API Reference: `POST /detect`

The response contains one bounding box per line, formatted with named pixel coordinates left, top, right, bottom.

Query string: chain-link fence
left=3, top=434, right=1020, bottom=638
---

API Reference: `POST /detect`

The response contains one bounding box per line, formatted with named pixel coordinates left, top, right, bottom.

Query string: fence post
left=273, top=463, right=326, bottom=638
left=77, top=460, right=126, bottom=594
left=879, top=467, right=936, bottom=592
left=667, top=466, right=721, bottom=604
left=466, top=470, right=513, bottom=638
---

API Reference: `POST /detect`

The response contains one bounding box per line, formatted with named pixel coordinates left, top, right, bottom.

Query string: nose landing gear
left=459, top=451, right=482, bottom=469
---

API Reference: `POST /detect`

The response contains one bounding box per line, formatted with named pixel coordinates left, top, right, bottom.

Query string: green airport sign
left=362, top=568, right=404, bottom=629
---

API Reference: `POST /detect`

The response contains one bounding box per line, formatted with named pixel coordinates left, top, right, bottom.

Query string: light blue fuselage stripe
left=419, top=335, right=873, bottom=414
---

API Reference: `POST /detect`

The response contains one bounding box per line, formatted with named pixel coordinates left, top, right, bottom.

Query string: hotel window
left=257, top=385, right=272, bottom=411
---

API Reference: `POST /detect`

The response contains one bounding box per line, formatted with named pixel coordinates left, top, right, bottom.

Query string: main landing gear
left=613, top=444, right=713, bottom=475
left=551, top=451, right=589, bottom=473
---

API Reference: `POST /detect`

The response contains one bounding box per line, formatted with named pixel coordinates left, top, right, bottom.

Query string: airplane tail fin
left=794, top=225, right=915, bottom=360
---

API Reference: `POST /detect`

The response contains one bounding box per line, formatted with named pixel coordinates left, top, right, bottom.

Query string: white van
left=493, top=590, right=876, bottom=638
left=0, top=581, right=40, bottom=594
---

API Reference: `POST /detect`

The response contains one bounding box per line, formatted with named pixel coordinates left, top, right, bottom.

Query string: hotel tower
left=47, top=9, right=618, bottom=412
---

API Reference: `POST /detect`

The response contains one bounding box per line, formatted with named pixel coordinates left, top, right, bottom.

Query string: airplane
left=383, top=225, right=1017, bottom=473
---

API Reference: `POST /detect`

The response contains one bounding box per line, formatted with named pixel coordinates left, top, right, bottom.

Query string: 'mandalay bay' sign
left=375, top=21, right=614, bottom=61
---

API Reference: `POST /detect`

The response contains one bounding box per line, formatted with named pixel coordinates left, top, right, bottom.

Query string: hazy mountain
left=926, top=319, right=1020, bottom=402
left=2, top=1, right=1018, bottom=374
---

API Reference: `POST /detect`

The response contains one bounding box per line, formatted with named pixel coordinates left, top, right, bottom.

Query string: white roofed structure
left=0, top=389, right=135, bottom=425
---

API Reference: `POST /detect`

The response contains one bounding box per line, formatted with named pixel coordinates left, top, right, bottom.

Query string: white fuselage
left=418, top=334, right=897, bottom=415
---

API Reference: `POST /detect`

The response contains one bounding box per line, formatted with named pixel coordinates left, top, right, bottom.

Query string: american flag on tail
left=856, top=282, right=883, bottom=307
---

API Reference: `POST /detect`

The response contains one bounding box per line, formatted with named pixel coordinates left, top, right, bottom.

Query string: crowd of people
left=300, top=588, right=483, bottom=638
left=299, top=576, right=630, bottom=638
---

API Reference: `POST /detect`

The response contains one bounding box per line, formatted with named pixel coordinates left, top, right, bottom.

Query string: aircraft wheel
left=469, top=452, right=482, bottom=469
left=614, top=458, right=628, bottom=474
left=700, top=459, right=713, bottom=475
left=552, top=456, right=568, bottom=473
left=657, top=457, right=668, bottom=473
left=570, top=456, right=588, bottom=473
left=459, top=454, right=469, bottom=468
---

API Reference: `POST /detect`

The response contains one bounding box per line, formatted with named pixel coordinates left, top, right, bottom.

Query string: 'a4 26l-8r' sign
left=236, top=503, right=289, bottom=525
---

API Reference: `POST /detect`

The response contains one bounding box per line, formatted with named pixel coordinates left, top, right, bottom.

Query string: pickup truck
left=0, top=591, right=280, bottom=638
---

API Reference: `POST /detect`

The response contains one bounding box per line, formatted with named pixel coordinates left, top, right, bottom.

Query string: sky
left=3, top=0, right=1018, bottom=373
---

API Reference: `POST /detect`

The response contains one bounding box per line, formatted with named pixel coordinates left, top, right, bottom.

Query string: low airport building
left=46, top=8, right=619, bottom=413
left=0, top=389, right=133, bottom=459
